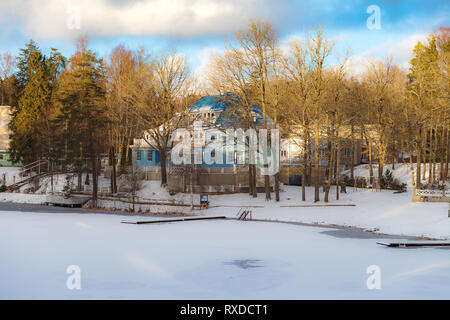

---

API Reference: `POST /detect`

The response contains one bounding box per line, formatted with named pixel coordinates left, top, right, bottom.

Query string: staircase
left=7, top=159, right=50, bottom=190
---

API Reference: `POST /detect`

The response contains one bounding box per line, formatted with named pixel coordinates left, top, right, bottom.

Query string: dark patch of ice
left=224, top=259, right=263, bottom=269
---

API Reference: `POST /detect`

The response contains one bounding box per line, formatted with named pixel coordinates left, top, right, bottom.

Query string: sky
left=0, top=0, right=449, bottom=82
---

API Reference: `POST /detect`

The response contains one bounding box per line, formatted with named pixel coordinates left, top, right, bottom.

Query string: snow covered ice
left=0, top=208, right=449, bottom=299
left=1, top=163, right=449, bottom=299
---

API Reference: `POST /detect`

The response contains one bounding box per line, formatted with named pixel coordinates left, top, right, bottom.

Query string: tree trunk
left=421, top=128, right=427, bottom=181
left=252, top=164, right=257, bottom=198
left=160, top=151, right=167, bottom=186
left=416, top=141, right=421, bottom=189
left=324, top=132, right=334, bottom=203
left=110, top=146, right=117, bottom=193
left=409, top=147, right=415, bottom=186
left=368, top=139, right=374, bottom=185
left=432, top=126, right=437, bottom=184
left=440, top=115, right=446, bottom=181
left=301, top=129, right=308, bottom=201
left=314, top=124, right=320, bottom=202
left=274, top=173, right=280, bottom=202
left=445, top=126, right=449, bottom=181
left=91, top=153, right=98, bottom=207
left=428, top=127, right=432, bottom=184
left=350, top=136, right=355, bottom=181
left=264, top=174, right=271, bottom=201
left=378, top=161, right=383, bottom=190
left=248, top=164, right=253, bottom=196
left=120, top=143, right=127, bottom=174
left=336, top=140, right=340, bottom=200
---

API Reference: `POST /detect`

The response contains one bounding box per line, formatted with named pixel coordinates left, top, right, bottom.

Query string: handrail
left=20, top=159, right=49, bottom=177
left=21, top=159, right=48, bottom=171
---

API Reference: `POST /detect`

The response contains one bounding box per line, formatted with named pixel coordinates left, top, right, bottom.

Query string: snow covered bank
left=1, top=168, right=449, bottom=240
left=204, top=186, right=450, bottom=240
left=343, top=163, right=449, bottom=187
left=0, top=167, right=21, bottom=186
left=0, top=192, right=46, bottom=204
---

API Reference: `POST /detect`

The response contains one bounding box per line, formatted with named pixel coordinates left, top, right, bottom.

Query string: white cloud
left=346, top=32, right=429, bottom=77
left=0, top=0, right=276, bottom=39
left=388, top=33, right=428, bottom=68
left=192, top=46, right=224, bottom=92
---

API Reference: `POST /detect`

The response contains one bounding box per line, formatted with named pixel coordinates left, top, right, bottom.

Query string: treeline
left=206, top=22, right=449, bottom=202
left=0, top=21, right=448, bottom=203
left=1, top=36, right=196, bottom=204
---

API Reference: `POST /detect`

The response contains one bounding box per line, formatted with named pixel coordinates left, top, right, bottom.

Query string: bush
left=0, top=184, right=7, bottom=192
left=422, top=182, right=447, bottom=191
left=342, top=175, right=354, bottom=187
left=380, top=169, right=406, bottom=191
left=380, top=169, right=394, bottom=189
left=62, top=175, right=75, bottom=198
left=342, top=175, right=368, bottom=188
left=356, top=177, right=368, bottom=188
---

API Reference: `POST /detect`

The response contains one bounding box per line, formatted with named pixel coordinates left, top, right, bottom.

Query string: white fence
left=415, top=189, right=450, bottom=198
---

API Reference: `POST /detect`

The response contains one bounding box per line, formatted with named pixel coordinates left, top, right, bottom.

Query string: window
left=136, top=151, right=142, bottom=161
left=147, top=151, right=152, bottom=162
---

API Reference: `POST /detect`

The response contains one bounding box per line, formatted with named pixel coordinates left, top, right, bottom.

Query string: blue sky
left=0, top=0, right=448, bottom=79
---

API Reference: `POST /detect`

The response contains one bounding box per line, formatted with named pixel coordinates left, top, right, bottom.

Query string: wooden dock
left=377, top=242, right=450, bottom=248
left=121, top=216, right=227, bottom=225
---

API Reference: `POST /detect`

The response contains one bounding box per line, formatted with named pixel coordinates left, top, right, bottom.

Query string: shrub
left=342, top=175, right=354, bottom=187
left=0, top=184, right=7, bottom=192
left=380, top=169, right=394, bottom=189
left=355, top=177, right=368, bottom=188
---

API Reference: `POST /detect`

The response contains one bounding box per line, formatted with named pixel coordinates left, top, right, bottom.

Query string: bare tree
left=0, top=52, right=16, bottom=105
left=134, top=51, right=191, bottom=186
left=306, top=27, right=334, bottom=202
left=106, top=45, right=151, bottom=191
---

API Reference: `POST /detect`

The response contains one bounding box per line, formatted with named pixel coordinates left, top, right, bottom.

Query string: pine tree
left=8, top=41, right=64, bottom=164
left=54, top=40, right=108, bottom=205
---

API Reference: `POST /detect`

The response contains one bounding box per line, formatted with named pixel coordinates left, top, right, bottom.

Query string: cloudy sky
left=0, top=0, right=449, bottom=79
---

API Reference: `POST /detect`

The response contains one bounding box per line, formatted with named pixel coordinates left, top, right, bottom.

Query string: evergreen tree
left=54, top=40, right=108, bottom=204
left=8, top=40, right=64, bottom=164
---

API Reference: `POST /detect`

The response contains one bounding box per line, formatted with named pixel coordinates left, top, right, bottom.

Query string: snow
left=0, top=209, right=449, bottom=299
left=0, top=167, right=21, bottom=186
left=1, top=165, right=449, bottom=240
left=205, top=186, right=450, bottom=240
left=0, top=192, right=46, bottom=204
left=342, top=162, right=449, bottom=187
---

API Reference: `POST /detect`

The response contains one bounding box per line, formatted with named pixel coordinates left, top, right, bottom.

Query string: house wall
left=133, top=149, right=161, bottom=167
left=167, top=165, right=271, bottom=193
left=279, top=165, right=326, bottom=186
left=0, top=106, right=11, bottom=151
left=0, top=151, right=13, bottom=166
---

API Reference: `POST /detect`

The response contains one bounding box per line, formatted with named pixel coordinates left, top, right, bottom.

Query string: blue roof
left=187, top=93, right=270, bottom=127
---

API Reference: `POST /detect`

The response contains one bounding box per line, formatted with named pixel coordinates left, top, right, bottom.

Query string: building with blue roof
left=131, top=94, right=271, bottom=169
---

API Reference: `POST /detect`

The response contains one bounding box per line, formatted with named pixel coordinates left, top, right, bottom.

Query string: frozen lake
left=0, top=205, right=449, bottom=299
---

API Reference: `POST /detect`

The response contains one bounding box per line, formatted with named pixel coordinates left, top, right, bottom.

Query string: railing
left=415, top=189, right=450, bottom=198
left=20, top=159, right=49, bottom=177
left=5, top=159, right=50, bottom=188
